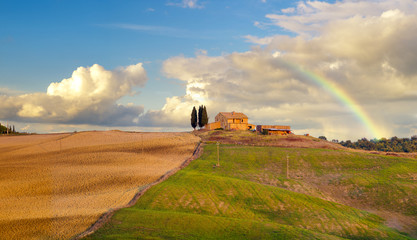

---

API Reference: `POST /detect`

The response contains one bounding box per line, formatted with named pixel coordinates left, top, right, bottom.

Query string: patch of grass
left=87, top=144, right=416, bottom=239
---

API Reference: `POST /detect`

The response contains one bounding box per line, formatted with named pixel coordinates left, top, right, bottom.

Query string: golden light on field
left=0, top=131, right=200, bottom=239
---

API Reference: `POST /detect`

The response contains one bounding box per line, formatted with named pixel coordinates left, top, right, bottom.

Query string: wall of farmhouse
left=205, top=122, right=221, bottom=130
left=228, top=123, right=249, bottom=130
left=215, top=114, right=229, bottom=129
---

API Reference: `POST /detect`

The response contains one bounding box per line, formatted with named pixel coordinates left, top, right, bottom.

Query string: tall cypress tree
left=198, top=105, right=203, bottom=128
left=202, top=106, right=208, bottom=126
left=191, top=106, right=197, bottom=130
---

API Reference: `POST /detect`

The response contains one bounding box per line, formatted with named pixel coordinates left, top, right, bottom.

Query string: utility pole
left=286, top=155, right=290, bottom=179
left=217, top=142, right=220, bottom=167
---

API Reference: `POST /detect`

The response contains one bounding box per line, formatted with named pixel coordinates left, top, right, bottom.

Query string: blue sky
left=2, top=0, right=287, bottom=107
left=1, top=0, right=417, bottom=140
left=1, top=0, right=283, bottom=100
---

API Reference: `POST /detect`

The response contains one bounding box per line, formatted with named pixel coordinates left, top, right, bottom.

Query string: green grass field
left=85, top=144, right=417, bottom=239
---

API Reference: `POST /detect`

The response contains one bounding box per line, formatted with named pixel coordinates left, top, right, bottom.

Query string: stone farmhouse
left=205, top=111, right=292, bottom=135
left=205, top=112, right=255, bottom=130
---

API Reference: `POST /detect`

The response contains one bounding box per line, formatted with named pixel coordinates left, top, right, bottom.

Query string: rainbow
left=281, top=60, right=383, bottom=139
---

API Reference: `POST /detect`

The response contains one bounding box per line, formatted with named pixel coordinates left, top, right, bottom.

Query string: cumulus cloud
left=266, top=0, right=417, bottom=37
left=0, top=87, right=25, bottom=96
left=0, top=63, right=147, bottom=126
left=139, top=2, right=417, bottom=140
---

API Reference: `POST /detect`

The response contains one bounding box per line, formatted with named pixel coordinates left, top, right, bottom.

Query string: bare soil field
left=0, top=131, right=200, bottom=239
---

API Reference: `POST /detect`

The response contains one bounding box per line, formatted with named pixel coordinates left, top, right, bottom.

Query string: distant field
left=86, top=142, right=417, bottom=239
left=0, top=131, right=200, bottom=239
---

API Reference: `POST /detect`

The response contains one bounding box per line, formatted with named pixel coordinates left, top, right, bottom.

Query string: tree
left=318, top=136, right=327, bottom=141
left=12, top=125, right=15, bottom=133
left=198, top=105, right=203, bottom=128
left=202, top=106, right=208, bottom=126
left=191, top=106, right=197, bottom=130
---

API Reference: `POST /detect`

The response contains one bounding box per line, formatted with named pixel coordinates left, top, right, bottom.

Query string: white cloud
left=0, top=87, right=25, bottom=96
left=21, top=124, right=30, bottom=131
left=244, top=35, right=274, bottom=45
left=167, top=0, right=204, bottom=9
left=266, top=0, right=417, bottom=37
left=0, top=63, right=147, bottom=126
left=281, top=7, right=295, bottom=13
left=103, top=24, right=180, bottom=34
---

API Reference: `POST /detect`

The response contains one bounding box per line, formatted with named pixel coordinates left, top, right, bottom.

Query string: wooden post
left=217, top=142, right=220, bottom=167
left=286, top=155, right=289, bottom=179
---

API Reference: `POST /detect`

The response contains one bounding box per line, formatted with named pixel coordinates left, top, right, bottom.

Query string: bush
left=318, top=136, right=327, bottom=141
left=262, top=129, right=269, bottom=135
left=215, top=128, right=224, bottom=130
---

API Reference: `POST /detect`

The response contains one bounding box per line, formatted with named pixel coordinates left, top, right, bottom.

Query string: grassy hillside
left=86, top=143, right=417, bottom=239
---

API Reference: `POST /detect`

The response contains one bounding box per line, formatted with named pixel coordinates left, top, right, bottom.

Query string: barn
left=256, top=125, right=292, bottom=135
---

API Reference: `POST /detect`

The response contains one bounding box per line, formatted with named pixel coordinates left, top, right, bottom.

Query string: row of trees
left=0, top=122, right=16, bottom=134
left=339, top=136, right=417, bottom=152
left=191, top=105, right=208, bottom=130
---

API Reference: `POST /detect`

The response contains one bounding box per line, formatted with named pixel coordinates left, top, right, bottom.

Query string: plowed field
left=0, top=131, right=199, bottom=239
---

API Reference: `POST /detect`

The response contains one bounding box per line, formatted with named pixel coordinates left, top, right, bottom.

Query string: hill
left=85, top=131, right=417, bottom=239
left=0, top=131, right=199, bottom=239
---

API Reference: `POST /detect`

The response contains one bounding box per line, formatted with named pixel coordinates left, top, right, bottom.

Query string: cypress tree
left=202, top=106, right=208, bottom=126
left=191, top=106, right=197, bottom=130
left=12, top=125, right=15, bottom=133
left=198, top=105, right=203, bottom=128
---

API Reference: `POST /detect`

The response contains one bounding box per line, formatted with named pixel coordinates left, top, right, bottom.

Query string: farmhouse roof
left=219, top=111, right=248, bottom=119
left=265, top=128, right=291, bottom=131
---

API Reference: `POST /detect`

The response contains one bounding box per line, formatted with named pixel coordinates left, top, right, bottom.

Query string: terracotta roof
left=219, top=111, right=248, bottom=119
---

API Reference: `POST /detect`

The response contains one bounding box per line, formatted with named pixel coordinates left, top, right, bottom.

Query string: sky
left=1, top=0, right=417, bottom=141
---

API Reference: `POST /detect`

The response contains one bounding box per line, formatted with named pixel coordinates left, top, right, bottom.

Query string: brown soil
left=0, top=131, right=200, bottom=240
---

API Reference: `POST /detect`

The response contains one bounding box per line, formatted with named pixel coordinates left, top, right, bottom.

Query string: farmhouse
left=205, top=111, right=291, bottom=135
left=206, top=111, right=254, bottom=130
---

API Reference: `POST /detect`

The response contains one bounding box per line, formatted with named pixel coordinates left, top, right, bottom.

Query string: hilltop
left=197, top=130, right=417, bottom=159
left=86, top=130, right=417, bottom=239
left=196, top=130, right=345, bottom=150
